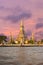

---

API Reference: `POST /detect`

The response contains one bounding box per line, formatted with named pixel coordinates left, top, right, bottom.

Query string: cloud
left=35, top=18, right=43, bottom=29
left=0, top=0, right=43, bottom=40
left=26, top=30, right=31, bottom=36
left=14, top=6, right=22, bottom=12
left=36, top=23, right=43, bottom=29
left=0, top=6, right=4, bottom=10
left=36, top=0, right=43, bottom=9
left=35, top=31, right=43, bottom=36
left=0, top=12, right=32, bottom=23
left=35, top=31, right=43, bottom=40
left=0, top=5, right=32, bottom=22
left=38, top=31, right=43, bottom=37
left=38, top=18, right=43, bottom=22
left=0, top=6, right=12, bottom=12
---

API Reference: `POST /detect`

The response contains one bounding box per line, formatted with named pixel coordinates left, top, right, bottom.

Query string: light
left=25, top=40, right=28, bottom=44
left=15, top=40, right=18, bottom=44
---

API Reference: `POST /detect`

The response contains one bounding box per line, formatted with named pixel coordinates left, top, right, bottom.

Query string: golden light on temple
left=0, top=20, right=43, bottom=47
left=15, top=20, right=28, bottom=44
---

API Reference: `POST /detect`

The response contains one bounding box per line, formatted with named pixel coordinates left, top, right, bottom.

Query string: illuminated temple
left=0, top=20, right=43, bottom=47
left=15, top=21, right=28, bottom=44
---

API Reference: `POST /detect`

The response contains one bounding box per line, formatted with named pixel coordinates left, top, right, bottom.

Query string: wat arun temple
left=15, top=21, right=29, bottom=44
left=0, top=21, right=43, bottom=47
left=9, top=20, right=29, bottom=46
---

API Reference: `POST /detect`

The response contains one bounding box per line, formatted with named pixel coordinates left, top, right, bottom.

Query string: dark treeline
left=0, top=35, right=7, bottom=44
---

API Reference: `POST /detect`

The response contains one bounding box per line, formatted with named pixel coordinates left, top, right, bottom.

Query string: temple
left=8, top=32, right=14, bottom=44
left=15, top=20, right=28, bottom=44
left=0, top=20, right=43, bottom=47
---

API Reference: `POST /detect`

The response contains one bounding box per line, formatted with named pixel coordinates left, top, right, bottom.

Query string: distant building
left=8, top=32, right=15, bottom=44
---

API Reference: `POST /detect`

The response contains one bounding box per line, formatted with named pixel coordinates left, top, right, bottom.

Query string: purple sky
left=0, top=0, right=43, bottom=40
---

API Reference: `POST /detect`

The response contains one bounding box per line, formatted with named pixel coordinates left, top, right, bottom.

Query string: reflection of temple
left=15, top=20, right=28, bottom=44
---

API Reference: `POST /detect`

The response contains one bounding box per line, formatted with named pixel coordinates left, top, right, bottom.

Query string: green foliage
left=0, top=35, right=7, bottom=43
left=29, top=40, right=34, bottom=44
left=41, top=39, right=43, bottom=42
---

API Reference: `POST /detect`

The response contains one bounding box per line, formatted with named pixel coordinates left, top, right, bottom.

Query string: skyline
left=0, top=0, right=43, bottom=40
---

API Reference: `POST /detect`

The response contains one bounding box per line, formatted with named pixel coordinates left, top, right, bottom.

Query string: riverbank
left=0, top=44, right=43, bottom=47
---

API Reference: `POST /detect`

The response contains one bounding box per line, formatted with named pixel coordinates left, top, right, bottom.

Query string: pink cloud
left=0, top=0, right=43, bottom=40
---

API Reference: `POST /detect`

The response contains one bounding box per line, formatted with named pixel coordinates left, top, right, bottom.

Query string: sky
left=0, top=0, right=43, bottom=40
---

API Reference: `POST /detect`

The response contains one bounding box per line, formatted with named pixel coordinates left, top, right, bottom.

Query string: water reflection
left=37, top=63, right=43, bottom=65
left=0, top=56, right=13, bottom=60
left=0, top=47, right=43, bottom=65
left=0, top=62, right=32, bottom=65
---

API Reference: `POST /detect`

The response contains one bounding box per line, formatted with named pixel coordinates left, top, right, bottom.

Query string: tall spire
left=20, top=20, right=23, bottom=26
left=9, top=32, right=14, bottom=44
left=32, top=32, right=34, bottom=41
left=16, top=20, right=28, bottom=44
left=20, top=20, right=24, bottom=32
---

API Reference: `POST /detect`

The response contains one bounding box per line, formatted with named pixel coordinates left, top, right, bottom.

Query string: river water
left=0, top=47, right=43, bottom=65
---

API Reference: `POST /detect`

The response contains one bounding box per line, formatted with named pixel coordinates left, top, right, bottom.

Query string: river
left=0, top=47, right=43, bottom=65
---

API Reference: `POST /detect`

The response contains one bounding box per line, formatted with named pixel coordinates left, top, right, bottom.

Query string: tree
left=0, top=35, right=7, bottom=43
left=41, top=39, right=43, bottom=43
left=29, top=40, right=34, bottom=44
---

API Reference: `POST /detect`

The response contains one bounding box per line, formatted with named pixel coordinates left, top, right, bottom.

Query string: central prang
left=15, top=20, right=28, bottom=44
